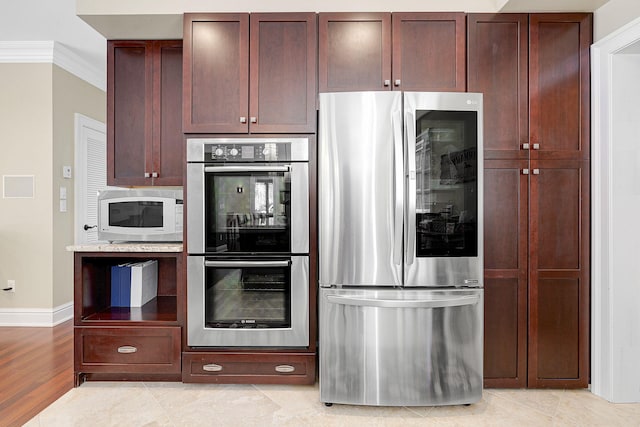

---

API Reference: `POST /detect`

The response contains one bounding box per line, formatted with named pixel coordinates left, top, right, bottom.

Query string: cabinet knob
left=117, top=345, right=137, bottom=354
left=533, top=168, right=540, bottom=175
left=144, top=172, right=151, bottom=178
left=394, top=79, right=401, bottom=87
left=240, top=117, right=247, bottom=123
left=383, top=80, right=390, bottom=87
left=522, top=169, right=529, bottom=175
left=522, top=143, right=530, bottom=150
left=203, top=363, right=223, bottom=372
left=151, top=172, right=158, bottom=178
left=533, top=143, right=540, bottom=150
left=250, top=117, right=257, bottom=123
left=275, top=364, right=295, bottom=373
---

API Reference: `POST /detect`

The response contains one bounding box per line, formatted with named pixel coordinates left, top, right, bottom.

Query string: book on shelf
left=130, top=260, right=158, bottom=307
left=110, top=263, right=132, bottom=307
left=110, top=260, right=158, bottom=308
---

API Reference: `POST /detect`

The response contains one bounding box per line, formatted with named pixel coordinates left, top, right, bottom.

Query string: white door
left=74, top=113, right=107, bottom=244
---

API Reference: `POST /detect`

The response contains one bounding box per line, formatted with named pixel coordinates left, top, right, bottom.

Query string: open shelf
left=82, top=296, right=177, bottom=322
left=74, top=251, right=183, bottom=326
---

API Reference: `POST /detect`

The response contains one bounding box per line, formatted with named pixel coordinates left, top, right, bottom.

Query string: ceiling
left=0, top=0, right=611, bottom=91
left=0, top=0, right=106, bottom=75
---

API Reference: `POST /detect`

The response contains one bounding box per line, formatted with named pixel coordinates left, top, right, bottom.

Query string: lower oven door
left=187, top=256, right=309, bottom=347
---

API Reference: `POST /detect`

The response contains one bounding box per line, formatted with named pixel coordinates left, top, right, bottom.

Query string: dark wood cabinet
left=183, top=13, right=249, bottom=133
left=392, top=12, right=466, bottom=92
left=76, top=327, right=181, bottom=375
left=249, top=13, right=317, bottom=133
left=183, top=352, right=315, bottom=384
left=529, top=14, right=591, bottom=161
left=528, top=159, right=590, bottom=387
left=318, top=13, right=391, bottom=92
left=319, top=12, right=465, bottom=93
left=469, top=13, right=591, bottom=389
left=467, top=14, right=528, bottom=159
left=107, top=40, right=183, bottom=186
left=482, top=159, right=529, bottom=388
left=73, top=250, right=184, bottom=385
left=183, top=13, right=316, bottom=133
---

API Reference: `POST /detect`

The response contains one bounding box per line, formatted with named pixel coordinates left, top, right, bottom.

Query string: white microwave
left=97, top=189, right=183, bottom=242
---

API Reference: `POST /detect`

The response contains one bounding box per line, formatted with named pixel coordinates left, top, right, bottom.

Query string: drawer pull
left=117, top=345, right=137, bottom=354
left=203, top=363, right=223, bottom=372
left=275, top=364, right=295, bottom=373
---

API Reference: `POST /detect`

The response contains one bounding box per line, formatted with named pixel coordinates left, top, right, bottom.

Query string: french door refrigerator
left=318, top=91, right=483, bottom=407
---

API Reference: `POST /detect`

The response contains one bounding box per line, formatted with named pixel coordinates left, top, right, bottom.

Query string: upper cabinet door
left=108, top=40, right=183, bottom=187
left=467, top=14, right=529, bottom=160
left=249, top=13, right=317, bottom=133
left=318, top=13, right=392, bottom=92
left=108, top=41, right=151, bottom=186
left=392, top=13, right=466, bottom=92
left=529, top=14, right=592, bottom=161
left=183, top=13, right=249, bottom=133
left=153, top=41, right=183, bottom=186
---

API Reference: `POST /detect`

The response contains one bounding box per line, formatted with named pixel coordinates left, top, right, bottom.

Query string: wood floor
left=0, top=320, right=73, bottom=427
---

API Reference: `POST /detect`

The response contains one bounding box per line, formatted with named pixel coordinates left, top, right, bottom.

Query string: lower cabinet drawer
left=183, top=352, right=315, bottom=384
left=76, top=327, right=181, bottom=374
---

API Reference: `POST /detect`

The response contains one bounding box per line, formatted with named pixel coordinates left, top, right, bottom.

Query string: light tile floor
left=25, top=382, right=640, bottom=427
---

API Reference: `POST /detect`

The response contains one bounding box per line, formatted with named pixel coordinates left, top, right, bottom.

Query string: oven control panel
left=204, top=143, right=290, bottom=162
left=187, top=138, right=309, bottom=163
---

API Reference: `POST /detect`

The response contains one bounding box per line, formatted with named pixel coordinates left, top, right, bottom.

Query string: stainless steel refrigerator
left=318, top=91, right=483, bottom=407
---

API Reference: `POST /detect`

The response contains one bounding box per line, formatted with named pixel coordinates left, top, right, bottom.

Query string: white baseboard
left=0, top=302, right=73, bottom=327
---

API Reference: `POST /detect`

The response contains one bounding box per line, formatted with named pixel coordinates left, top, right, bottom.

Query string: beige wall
left=51, top=65, right=105, bottom=307
left=595, top=0, right=640, bottom=41
left=0, top=63, right=105, bottom=311
left=0, top=63, right=54, bottom=309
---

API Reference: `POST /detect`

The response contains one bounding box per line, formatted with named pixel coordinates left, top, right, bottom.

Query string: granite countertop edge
left=66, top=243, right=183, bottom=253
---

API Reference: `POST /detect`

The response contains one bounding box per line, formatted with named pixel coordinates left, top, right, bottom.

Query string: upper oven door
left=188, top=163, right=309, bottom=255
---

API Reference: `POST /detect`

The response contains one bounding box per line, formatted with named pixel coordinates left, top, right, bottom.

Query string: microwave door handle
left=204, top=260, right=291, bottom=268
left=204, top=166, right=290, bottom=173
left=392, top=110, right=403, bottom=266
left=405, top=111, right=416, bottom=266
left=327, top=294, right=480, bottom=309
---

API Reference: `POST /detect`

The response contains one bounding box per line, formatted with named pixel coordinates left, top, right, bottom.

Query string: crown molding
left=0, top=41, right=105, bottom=91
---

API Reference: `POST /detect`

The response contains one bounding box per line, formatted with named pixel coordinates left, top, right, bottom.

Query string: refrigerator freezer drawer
left=319, top=287, right=483, bottom=407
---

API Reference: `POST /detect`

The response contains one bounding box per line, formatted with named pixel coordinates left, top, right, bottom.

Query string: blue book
left=119, top=264, right=132, bottom=307
left=110, top=265, right=121, bottom=306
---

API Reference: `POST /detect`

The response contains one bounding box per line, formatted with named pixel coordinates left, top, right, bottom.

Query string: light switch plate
left=59, top=186, right=67, bottom=200
left=63, top=166, right=72, bottom=179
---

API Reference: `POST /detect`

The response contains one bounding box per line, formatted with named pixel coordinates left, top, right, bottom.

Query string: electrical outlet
left=6, top=280, right=15, bottom=293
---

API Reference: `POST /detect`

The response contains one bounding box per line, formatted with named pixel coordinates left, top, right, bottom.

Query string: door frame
left=73, top=113, right=106, bottom=245
left=591, top=16, right=640, bottom=403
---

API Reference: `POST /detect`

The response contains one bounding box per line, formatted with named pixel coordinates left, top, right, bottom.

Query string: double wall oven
left=186, top=137, right=310, bottom=348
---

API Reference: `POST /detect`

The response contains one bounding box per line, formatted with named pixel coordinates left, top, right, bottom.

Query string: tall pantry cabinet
left=468, top=13, right=591, bottom=388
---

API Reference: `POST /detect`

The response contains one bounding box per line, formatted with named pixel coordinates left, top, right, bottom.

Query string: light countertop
left=66, top=243, right=183, bottom=253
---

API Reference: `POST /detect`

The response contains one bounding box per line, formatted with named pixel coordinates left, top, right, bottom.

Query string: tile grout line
left=142, top=381, right=178, bottom=427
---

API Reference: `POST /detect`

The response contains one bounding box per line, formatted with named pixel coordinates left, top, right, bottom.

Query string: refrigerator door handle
left=405, top=111, right=416, bottom=266
left=392, top=110, right=404, bottom=265
left=326, top=294, right=480, bottom=309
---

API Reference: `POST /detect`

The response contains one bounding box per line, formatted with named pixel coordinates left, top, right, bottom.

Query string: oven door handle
left=204, top=165, right=290, bottom=173
left=204, top=260, right=291, bottom=268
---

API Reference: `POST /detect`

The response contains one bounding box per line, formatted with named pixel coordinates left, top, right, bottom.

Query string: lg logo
left=466, top=99, right=479, bottom=105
